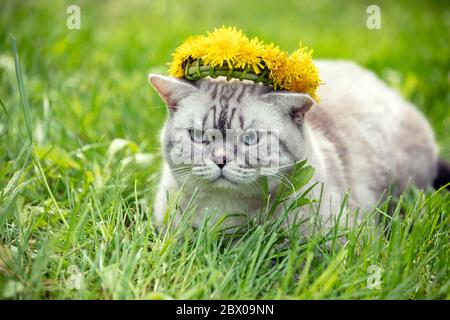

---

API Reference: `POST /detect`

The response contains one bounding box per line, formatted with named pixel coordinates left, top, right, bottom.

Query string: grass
left=0, top=0, right=449, bottom=299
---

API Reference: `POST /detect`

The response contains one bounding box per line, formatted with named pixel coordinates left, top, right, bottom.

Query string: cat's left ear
left=148, top=74, right=198, bottom=112
left=261, top=91, right=314, bottom=124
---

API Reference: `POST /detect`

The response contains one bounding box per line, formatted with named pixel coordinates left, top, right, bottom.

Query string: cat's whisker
left=171, top=166, right=192, bottom=172
left=262, top=160, right=304, bottom=172
left=172, top=170, right=194, bottom=182
left=245, top=180, right=262, bottom=194
left=261, top=170, right=297, bottom=194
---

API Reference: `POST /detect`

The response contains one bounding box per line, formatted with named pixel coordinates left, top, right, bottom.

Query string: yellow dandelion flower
left=261, top=44, right=290, bottom=89
left=260, top=43, right=282, bottom=70
left=234, top=37, right=265, bottom=74
left=168, top=35, right=204, bottom=77
left=166, top=27, right=321, bottom=100
left=290, top=47, right=321, bottom=100
left=201, top=26, right=244, bottom=68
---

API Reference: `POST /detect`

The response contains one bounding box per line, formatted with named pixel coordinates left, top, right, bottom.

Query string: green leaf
left=279, top=160, right=315, bottom=200
left=290, top=163, right=315, bottom=191
left=289, top=197, right=313, bottom=210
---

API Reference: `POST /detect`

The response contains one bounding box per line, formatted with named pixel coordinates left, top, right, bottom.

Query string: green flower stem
left=185, top=64, right=272, bottom=85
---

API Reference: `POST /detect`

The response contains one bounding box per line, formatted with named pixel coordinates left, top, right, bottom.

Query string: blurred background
left=0, top=0, right=449, bottom=300
left=0, top=0, right=449, bottom=174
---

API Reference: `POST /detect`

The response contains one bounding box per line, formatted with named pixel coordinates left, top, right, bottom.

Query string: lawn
left=0, top=0, right=449, bottom=299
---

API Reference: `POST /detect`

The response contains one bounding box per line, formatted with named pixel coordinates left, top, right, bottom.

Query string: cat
left=149, top=60, right=448, bottom=234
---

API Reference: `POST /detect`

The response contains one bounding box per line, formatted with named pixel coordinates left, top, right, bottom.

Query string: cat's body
left=150, top=60, right=438, bottom=232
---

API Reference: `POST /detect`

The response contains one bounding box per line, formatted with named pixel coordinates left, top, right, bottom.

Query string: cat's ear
left=261, top=91, right=314, bottom=124
left=148, top=74, right=198, bottom=113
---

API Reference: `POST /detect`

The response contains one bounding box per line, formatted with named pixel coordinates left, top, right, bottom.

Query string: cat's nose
left=213, top=146, right=227, bottom=169
left=216, top=157, right=226, bottom=169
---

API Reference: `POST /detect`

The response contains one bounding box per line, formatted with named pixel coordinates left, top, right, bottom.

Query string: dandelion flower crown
left=168, top=26, right=321, bottom=100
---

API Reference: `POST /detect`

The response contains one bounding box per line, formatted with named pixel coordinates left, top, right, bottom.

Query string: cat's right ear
left=148, top=74, right=198, bottom=113
left=261, top=91, right=314, bottom=124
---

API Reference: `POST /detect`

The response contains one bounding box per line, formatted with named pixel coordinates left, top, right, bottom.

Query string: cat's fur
left=149, top=60, right=439, bottom=233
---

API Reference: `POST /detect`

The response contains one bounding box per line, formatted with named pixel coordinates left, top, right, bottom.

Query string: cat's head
left=149, top=74, right=314, bottom=193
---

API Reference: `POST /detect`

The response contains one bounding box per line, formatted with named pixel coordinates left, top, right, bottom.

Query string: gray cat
left=149, top=60, right=448, bottom=234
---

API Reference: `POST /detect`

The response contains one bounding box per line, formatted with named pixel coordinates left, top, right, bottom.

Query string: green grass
left=0, top=0, right=449, bottom=299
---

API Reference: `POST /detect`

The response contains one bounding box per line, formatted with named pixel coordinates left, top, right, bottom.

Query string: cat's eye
left=242, top=129, right=259, bottom=145
left=189, top=129, right=208, bottom=144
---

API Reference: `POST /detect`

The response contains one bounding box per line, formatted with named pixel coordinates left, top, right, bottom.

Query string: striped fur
left=149, top=60, right=439, bottom=235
